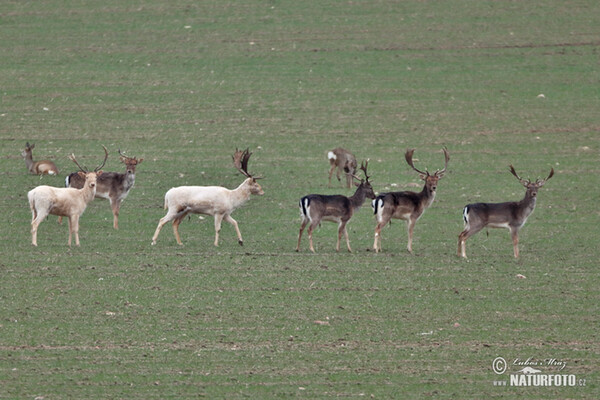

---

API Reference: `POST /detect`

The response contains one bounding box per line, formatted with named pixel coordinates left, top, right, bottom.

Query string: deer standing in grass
left=372, top=148, right=449, bottom=253
left=296, top=161, right=375, bottom=253
left=28, top=153, right=103, bottom=246
left=64, top=148, right=142, bottom=229
left=327, top=147, right=357, bottom=188
left=151, top=148, right=264, bottom=246
left=21, top=142, right=59, bottom=176
left=458, top=165, right=554, bottom=258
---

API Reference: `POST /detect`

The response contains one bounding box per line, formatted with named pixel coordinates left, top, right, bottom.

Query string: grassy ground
left=1, top=1, right=599, bottom=398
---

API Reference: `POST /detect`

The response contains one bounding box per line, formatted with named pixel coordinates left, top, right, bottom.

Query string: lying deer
left=151, top=148, right=264, bottom=246
left=372, top=148, right=449, bottom=253
left=297, top=161, right=375, bottom=253
left=28, top=153, right=103, bottom=246
left=21, top=142, right=59, bottom=176
left=64, top=148, right=142, bottom=229
left=458, top=165, right=554, bottom=258
left=328, top=147, right=357, bottom=188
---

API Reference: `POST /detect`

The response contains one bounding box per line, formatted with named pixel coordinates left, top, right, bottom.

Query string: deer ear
left=137, top=158, right=144, bottom=164
left=77, top=171, right=86, bottom=178
left=96, top=170, right=103, bottom=176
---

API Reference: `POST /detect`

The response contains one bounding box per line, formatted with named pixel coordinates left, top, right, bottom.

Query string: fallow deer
left=372, top=148, right=449, bottom=253
left=458, top=165, right=554, bottom=258
left=28, top=153, right=103, bottom=246
left=296, top=161, right=375, bottom=253
left=64, top=148, right=142, bottom=229
left=151, top=148, right=264, bottom=246
left=21, top=142, right=59, bottom=176
left=328, top=147, right=357, bottom=188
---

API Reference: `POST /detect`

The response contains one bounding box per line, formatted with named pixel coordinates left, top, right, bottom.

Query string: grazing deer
left=28, top=153, right=103, bottom=246
left=328, top=147, right=357, bottom=188
left=21, top=142, right=59, bottom=176
left=151, top=148, right=264, bottom=246
left=458, top=165, right=554, bottom=258
left=296, top=161, right=375, bottom=253
left=372, top=148, right=449, bottom=253
left=64, top=148, right=142, bottom=229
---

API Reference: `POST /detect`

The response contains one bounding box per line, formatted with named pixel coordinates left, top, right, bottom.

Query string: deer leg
left=406, top=219, right=416, bottom=254
left=72, top=215, right=81, bottom=247
left=345, top=173, right=352, bottom=189
left=373, top=222, right=385, bottom=253
left=30, top=209, right=47, bottom=247
left=510, top=227, right=520, bottom=258
left=172, top=210, right=190, bottom=246
left=457, top=225, right=483, bottom=258
left=328, top=164, right=336, bottom=187
left=224, top=214, right=243, bottom=246
left=213, top=214, right=224, bottom=247
left=110, top=198, right=122, bottom=230
left=296, top=219, right=308, bottom=252
left=340, top=221, right=352, bottom=252
left=307, top=222, right=318, bottom=253
left=152, top=209, right=178, bottom=245
left=58, top=216, right=63, bottom=225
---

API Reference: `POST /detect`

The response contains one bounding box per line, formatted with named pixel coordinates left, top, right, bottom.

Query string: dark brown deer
left=458, top=165, right=554, bottom=258
left=328, top=147, right=357, bottom=188
left=297, top=161, right=375, bottom=253
left=64, top=147, right=141, bottom=229
left=21, top=142, right=59, bottom=176
left=372, top=148, right=449, bottom=253
left=28, top=153, right=103, bottom=247
left=151, top=148, right=264, bottom=247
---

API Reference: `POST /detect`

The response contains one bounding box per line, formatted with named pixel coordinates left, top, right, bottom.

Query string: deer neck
left=349, top=185, right=369, bottom=210
left=24, top=154, right=35, bottom=172
left=420, top=184, right=436, bottom=207
left=230, top=179, right=253, bottom=206
left=518, top=191, right=537, bottom=216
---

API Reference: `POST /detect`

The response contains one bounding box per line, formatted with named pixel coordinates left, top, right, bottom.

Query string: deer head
left=118, top=149, right=143, bottom=175
left=405, top=147, right=450, bottom=192
left=233, top=148, right=264, bottom=195
left=509, top=165, right=554, bottom=197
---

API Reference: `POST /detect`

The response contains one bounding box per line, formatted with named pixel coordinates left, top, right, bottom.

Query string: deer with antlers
left=458, top=165, right=554, bottom=258
left=327, top=147, right=357, bottom=188
left=372, top=148, right=449, bottom=253
left=21, top=142, right=59, bottom=176
left=64, top=148, right=142, bottom=229
left=151, top=148, right=264, bottom=247
left=27, top=152, right=104, bottom=246
left=296, top=161, right=375, bottom=253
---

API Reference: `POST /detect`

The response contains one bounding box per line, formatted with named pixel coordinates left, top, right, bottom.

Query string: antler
left=536, top=167, right=555, bottom=187
left=118, top=148, right=136, bottom=162
left=69, top=153, right=88, bottom=172
left=233, top=148, right=262, bottom=179
left=434, top=147, right=450, bottom=177
left=95, top=145, right=109, bottom=172
left=405, top=148, right=428, bottom=176
left=509, top=165, right=530, bottom=187
left=360, top=160, right=371, bottom=182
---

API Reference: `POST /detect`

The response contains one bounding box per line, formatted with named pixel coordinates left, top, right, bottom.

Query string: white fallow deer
left=296, top=161, right=375, bottom=253
left=21, top=142, right=59, bottom=176
left=151, top=148, right=264, bottom=247
left=458, top=165, right=554, bottom=258
left=372, top=148, right=449, bottom=254
left=327, top=147, right=357, bottom=188
left=28, top=153, right=103, bottom=246
left=64, top=148, right=142, bottom=229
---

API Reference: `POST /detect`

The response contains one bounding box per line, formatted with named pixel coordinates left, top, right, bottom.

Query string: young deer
left=328, top=147, right=357, bottom=188
left=458, top=165, right=554, bottom=258
left=28, top=154, right=103, bottom=246
left=64, top=148, right=142, bottom=229
left=297, top=161, right=375, bottom=253
left=21, top=142, right=59, bottom=176
left=151, top=148, right=264, bottom=246
left=372, top=148, right=449, bottom=253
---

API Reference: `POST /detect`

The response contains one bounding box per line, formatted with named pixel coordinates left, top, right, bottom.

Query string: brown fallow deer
left=151, top=148, right=264, bottom=246
left=21, top=142, right=59, bottom=176
left=63, top=148, right=142, bottom=229
left=458, top=165, right=554, bottom=259
left=28, top=153, right=103, bottom=246
left=328, top=147, right=357, bottom=188
left=372, top=148, right=449, bottom=254
left=296, top=161, right=375, bottom=253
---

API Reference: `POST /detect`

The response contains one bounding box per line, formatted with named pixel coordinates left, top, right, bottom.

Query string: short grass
left=1, top=1, right=599, bottom=398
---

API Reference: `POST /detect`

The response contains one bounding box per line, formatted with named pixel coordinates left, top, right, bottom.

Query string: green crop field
left=1, top=1, right=599, bottom=398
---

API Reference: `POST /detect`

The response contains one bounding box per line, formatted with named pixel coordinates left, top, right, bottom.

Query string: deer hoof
left=238, top=240, right=244, bottom=246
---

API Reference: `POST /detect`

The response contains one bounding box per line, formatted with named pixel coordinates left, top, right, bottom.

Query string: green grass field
left=1, top=1, right=599, bottom=398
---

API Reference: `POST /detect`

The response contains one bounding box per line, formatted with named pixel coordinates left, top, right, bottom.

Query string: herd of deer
left=22, top=143, right=554, bottom=258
